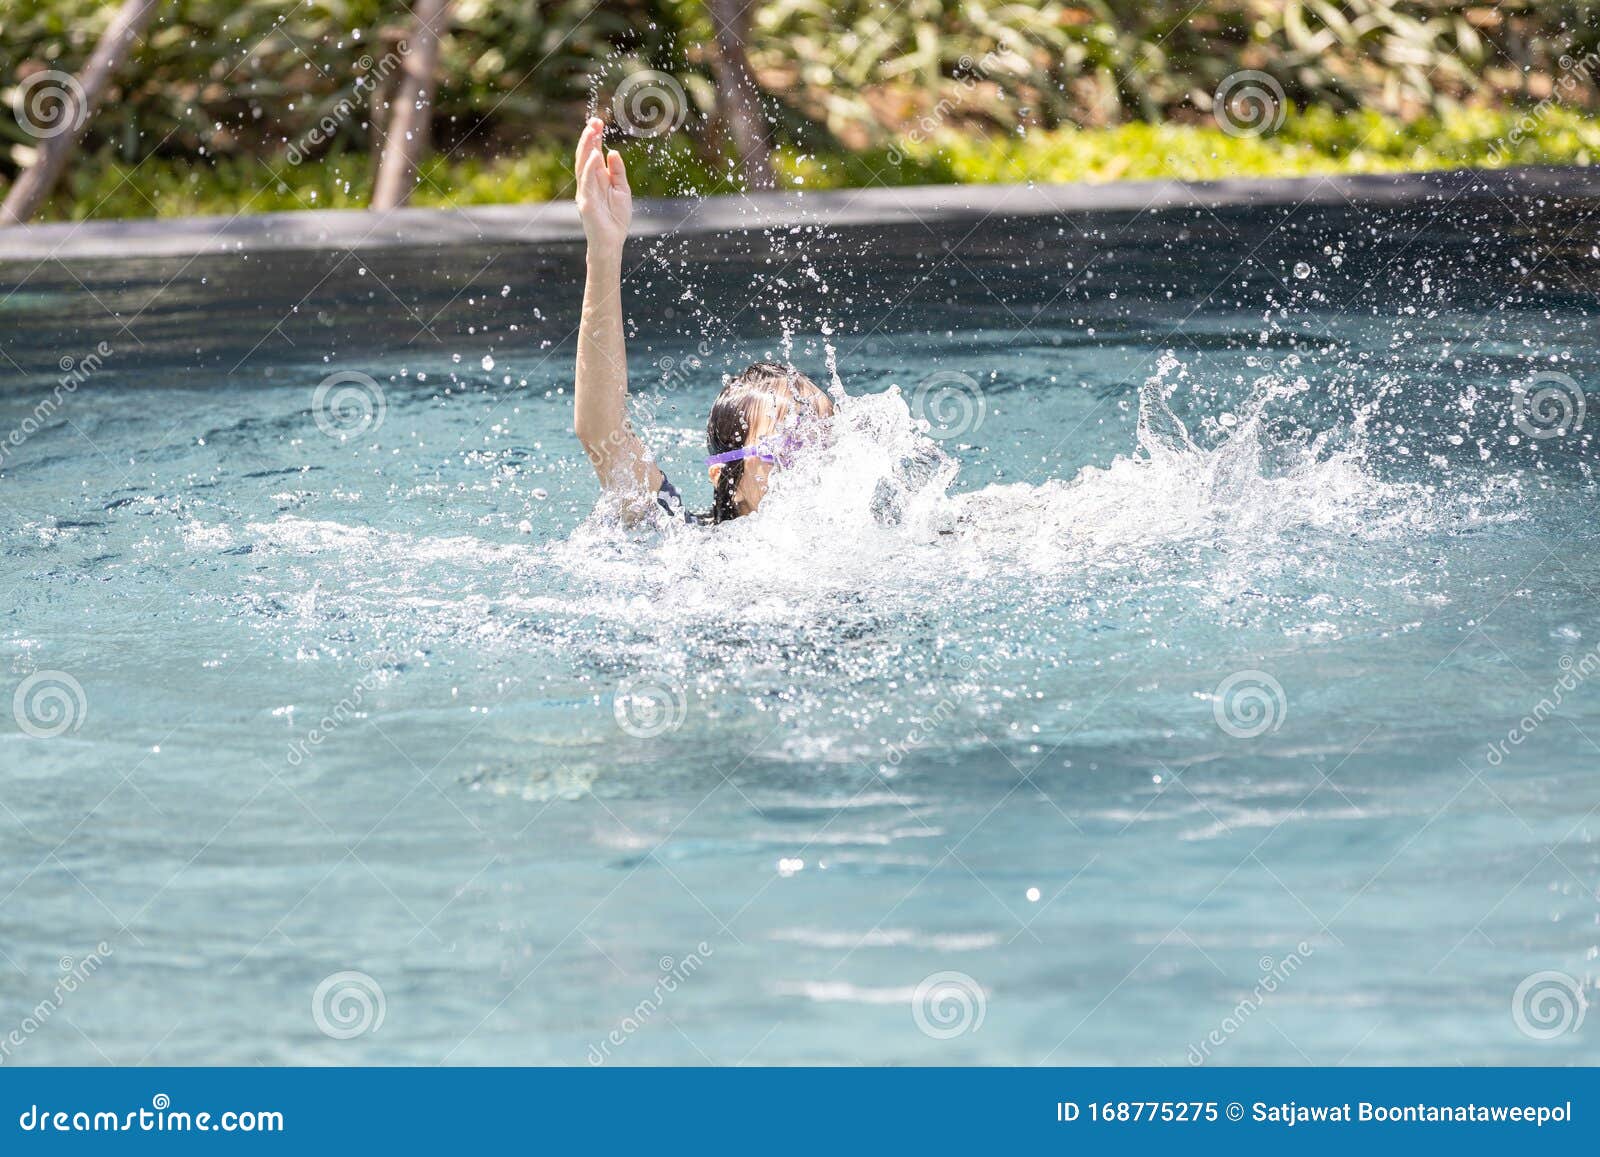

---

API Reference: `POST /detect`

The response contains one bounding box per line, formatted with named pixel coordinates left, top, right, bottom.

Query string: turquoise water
left=1, top=190, right=1598, bottom=1064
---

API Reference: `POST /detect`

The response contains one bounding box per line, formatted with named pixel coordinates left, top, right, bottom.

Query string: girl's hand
left=574, top=116, right=632, bottom=256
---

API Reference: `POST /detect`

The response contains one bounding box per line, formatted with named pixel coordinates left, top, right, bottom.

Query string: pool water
left=1, top=183, right=1598, bottom=1065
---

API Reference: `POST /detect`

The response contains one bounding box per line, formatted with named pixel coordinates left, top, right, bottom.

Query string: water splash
left=610, top=353, right=1434, bottom=594
left=221, top=349, right=1501, bottom=778
left=959, top=351, right=1433, bottom=565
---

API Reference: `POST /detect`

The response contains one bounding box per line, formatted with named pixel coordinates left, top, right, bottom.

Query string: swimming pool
left=1, top=174, right=1597, bottom=1065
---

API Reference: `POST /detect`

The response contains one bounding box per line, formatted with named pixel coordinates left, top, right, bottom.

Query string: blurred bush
left=0, top=1, right=666, bottom=163
left=1, top=0, right=1597, bottom=217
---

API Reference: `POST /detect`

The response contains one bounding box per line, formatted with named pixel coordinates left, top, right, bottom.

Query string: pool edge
left=0, top=165, right=1593, bottom=263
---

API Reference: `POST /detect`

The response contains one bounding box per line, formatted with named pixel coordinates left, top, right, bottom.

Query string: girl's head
left=706, top=362, right=836, bottom=522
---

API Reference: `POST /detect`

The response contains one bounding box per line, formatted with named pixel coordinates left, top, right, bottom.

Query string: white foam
left=229, top=356, right=1476, bottom=685
left=550, top=354, right=1449, bottom=624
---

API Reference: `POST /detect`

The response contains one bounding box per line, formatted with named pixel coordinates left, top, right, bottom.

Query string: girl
left=571, top=116, right=835, bottom=524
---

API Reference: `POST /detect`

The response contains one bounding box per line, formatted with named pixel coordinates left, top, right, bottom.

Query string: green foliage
left=752, top=0, right=1599, bottom=138
left=1, top=1, right=1597, bottom=220
left=0, top=1, right=669, bottom=165
left=35, top=107, right=1600, bottom=221
left=789, top=106, right=1600, bottom=188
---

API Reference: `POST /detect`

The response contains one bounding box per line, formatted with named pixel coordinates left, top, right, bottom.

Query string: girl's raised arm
left=572, top=117, right=662, bottom=505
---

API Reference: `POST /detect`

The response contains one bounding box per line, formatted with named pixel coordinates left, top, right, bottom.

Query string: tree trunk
left=370, top=0, right=452, bottom=211
left=705, top=0, right=775, bottom=190
left=0, top=0, right=162, bottom=227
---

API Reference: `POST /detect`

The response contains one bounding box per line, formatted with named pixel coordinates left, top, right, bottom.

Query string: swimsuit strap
left=655, top=473, right=702, bottom=524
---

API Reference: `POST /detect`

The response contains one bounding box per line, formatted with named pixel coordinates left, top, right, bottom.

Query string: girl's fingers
left=574, top=117, right=604, bottom=174
left=577, top=148, right=606, bottom=201
left=606, top=150, right=629, bottom=191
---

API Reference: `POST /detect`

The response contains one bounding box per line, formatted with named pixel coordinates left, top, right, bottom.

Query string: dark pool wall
left=0, top=174, right=1594, bottom=397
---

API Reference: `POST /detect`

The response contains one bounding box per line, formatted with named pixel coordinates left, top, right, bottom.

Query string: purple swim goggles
left=704, top=427, right=815, bottom=469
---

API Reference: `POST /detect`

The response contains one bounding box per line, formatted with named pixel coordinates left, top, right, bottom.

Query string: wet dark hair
left=706, top=361, right=834, bottom=523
